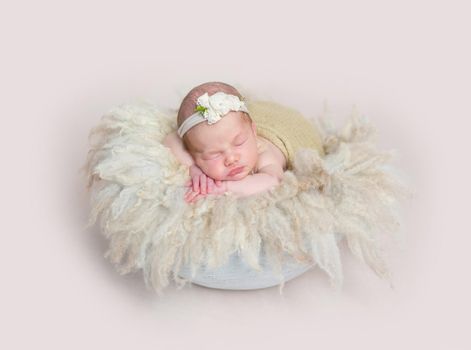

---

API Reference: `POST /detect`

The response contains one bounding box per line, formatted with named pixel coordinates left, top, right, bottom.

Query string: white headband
left=177, top=92, right=249, bottom=138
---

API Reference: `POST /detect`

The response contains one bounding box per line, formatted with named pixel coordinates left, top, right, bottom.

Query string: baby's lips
left=228, top=166, right=245, bottom=176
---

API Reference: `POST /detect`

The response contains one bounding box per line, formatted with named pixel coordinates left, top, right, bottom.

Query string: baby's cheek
left=211, top=163, right=225, bottom=177
left=246, top=145, right=259, bottom=165
left=198, top=160, right=221, bottom=178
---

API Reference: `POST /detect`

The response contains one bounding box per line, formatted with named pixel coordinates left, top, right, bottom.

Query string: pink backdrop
left=1, top=0, right=469, bottom=349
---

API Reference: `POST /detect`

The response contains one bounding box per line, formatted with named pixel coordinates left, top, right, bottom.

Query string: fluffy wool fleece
left=85, top=101, right=408, bottom=293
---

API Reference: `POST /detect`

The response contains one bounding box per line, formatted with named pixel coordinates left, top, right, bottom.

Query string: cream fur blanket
left=85, top=102, right=407, bottom=293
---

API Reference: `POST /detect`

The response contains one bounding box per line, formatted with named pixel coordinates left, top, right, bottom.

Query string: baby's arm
left=163, top=131, right=223, bottom=203
left=185, top=164, right=282, bottom=202
left=163, top=131, right=195, bottom=167
left=226, top=162, right=284, bottom=197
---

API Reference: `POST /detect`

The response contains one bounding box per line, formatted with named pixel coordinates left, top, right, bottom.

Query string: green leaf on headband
left=195, top=105, right=207, bottom=113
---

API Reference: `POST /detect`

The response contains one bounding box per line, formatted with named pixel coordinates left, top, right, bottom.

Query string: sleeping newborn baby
left=164, top=82, right=324, bottom=203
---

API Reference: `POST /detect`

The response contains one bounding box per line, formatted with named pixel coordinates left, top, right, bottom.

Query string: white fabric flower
left=196, top=92, right=247, bottom=124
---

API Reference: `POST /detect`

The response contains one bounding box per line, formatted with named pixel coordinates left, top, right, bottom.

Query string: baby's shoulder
left=256, top=136, right=287, bottom=171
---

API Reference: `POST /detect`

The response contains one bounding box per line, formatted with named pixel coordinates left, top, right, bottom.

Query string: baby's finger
left=185, top=186, right=198, bottom=198
left=191, top=194, right=205, bottom=203
left=199, top=174, right=207, bottom=195
left=186, top=191, right=198, bottom=203
left=207, top=178, right=215, bottom=194
left=184, top=188, right=194, bottom=199
left=185, top=190, right=199, bottom=203
left=192, top=176, right=200, bottom=193
left=184, top=191, right=193, bottom=202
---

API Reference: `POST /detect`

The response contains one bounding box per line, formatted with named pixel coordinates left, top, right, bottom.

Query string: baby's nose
left=224, top=153, right=239, bottom=166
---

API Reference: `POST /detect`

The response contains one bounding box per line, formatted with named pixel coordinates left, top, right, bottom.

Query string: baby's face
left=185, top=112, right=259, bottom=181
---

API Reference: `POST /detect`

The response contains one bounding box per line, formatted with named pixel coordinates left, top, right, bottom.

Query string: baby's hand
left=185, top=165, right=226, bottom=203
left=187, top=164, right=222, bottom=195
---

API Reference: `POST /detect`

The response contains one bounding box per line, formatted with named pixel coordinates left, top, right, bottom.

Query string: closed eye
left=203, top=153, right=221, bottom=160
left=235, top=138, right=247, bottom=146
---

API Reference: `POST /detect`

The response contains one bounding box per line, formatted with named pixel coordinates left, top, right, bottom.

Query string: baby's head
left=177, top=82, right=258, bottom=181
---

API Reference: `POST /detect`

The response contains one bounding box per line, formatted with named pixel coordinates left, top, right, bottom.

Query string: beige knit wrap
left=248, top=101, right=324, bottom=168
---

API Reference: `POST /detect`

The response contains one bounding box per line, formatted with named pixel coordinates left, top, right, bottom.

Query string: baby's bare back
left=255, top=136, right=287, bottom=174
